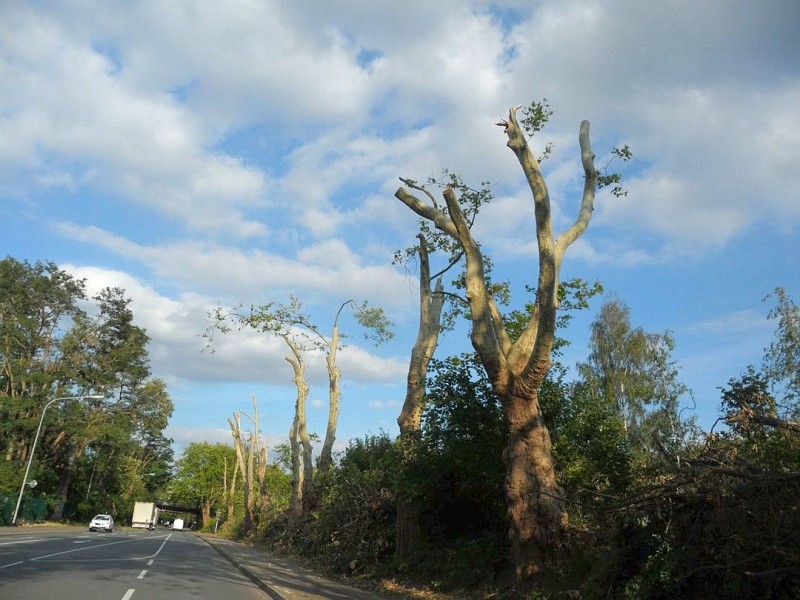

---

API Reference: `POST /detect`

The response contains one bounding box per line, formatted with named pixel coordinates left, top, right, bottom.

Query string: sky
left=2, top=0, right=798, bottom=457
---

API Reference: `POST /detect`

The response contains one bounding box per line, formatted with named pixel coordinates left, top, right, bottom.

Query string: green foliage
left=578, top=295, right=693, bottom=454
left=291, top=434, right=398, bottom=572
left=520, top=98, right=553, bottom=136
left=351, top=301, right=395, bottom=344
left=168, top=442, right=235, bottom=508
left=520, top=98, right=554, bottom=161
left=551, top=382, right=632, bottom=500
left=210, top=295, right=394, bottom=352
left=597, top=145, right=633, bottom=198
left=0, top=256, right=173, bottom=523
left=0, top=257, right=87, bottom=451
left=394, top=353, right=509, bottom=586
left=575, top=295, right=800, bottom=599
left=763, top=287, right=800, bottom=409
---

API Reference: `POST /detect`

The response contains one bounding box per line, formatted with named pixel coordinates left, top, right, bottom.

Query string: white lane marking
left=137, top=569, right=147, bottom=579
left=147, top=559, right=154, bottom=566
left=121, top=589, right=135, bottom=600
left=30, top=534, right=172, bottom=562
left=0, top=538, right=49, bottom=547
left=0, top=561, right=24, bottom=570
left=151, top=534, right=172, bottom=559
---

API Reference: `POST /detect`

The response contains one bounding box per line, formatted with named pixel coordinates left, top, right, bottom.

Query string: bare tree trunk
left=396, top=235, right=444, bottom=561
left=250, top=396, right=271, bottom=526
left=288, top=415, right=303, bottom=516
left=202, top=500, right=212, bottom=526
left=227, top=456, right=238, bottom=524
left=284, top=338, right=313, bottom=518
left=256, top=445, right=271, bottom=521
left=317, top=324, right=341, bottom=475
left=228, top=412, right=255, bottom=532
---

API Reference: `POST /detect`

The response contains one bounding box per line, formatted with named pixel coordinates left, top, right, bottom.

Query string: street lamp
left=11, top=394, right=104, bottom=525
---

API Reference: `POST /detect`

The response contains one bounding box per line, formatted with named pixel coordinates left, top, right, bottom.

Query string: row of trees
left=0, top=257, right=173, bottom=523
left=174, top=285, right=796, bottom=597
left=188, top=103, right=796, bottom=596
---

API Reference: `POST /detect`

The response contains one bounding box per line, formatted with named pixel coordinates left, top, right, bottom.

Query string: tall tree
left=395, top=103, right=620, bottom=584
left=284, top=336, right=313, bottom=518
left=395, top=235, right=445, bottom=559
left=228, top=396, right=272, bottom=533
left=49, top=287, right=154, bottom=519
left=763, top=287, right=800, bottom=411
left=577, top=295, right=690, bottom=453
left=0, top=258, right=171, bottom=522
left=0, top=257, right=87, bottom=464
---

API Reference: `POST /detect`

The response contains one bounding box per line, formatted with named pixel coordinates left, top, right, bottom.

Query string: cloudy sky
left=2, top=0, right=798, bottom=455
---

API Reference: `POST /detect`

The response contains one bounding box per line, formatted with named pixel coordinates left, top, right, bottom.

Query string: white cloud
left=61, top=261, right=412, bottom=392
left=3, top=0, right=799, bottom=445
left=56, top=223, right=416, bottom=312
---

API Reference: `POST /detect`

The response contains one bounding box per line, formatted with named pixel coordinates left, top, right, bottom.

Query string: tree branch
left=556, top=120, right=598, bottom=261
left=442, top=187, right=509, bottom=377
left=394, top=186, right=459, bottom=237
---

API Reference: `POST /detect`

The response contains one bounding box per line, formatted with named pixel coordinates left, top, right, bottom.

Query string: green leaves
left=353, top=301, right=394, bottom=345
left=598, top=144, right=633, bottom=197
left=763, top=287, right=800, bottom=408
left=520, top=98, right=553, bottom=137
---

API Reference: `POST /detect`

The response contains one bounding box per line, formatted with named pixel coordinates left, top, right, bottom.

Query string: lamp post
left=11, top=394, right=104, bottom=525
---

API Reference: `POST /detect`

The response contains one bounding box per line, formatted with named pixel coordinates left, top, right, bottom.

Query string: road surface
left=0, top=527, right=269, bottom=600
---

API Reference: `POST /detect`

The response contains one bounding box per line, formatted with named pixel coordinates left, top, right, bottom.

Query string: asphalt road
left=0, top=527, right=270, bottom=600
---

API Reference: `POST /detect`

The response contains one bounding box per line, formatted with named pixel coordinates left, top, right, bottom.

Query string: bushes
left=272, top=434, right=398, bottom=573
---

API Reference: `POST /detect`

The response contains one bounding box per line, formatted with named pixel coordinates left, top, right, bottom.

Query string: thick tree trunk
left=288, top=416, right=303, bottom=516
left=503, top=390, right=567, bottom=581
left=395, top=430, right=424, bottom=560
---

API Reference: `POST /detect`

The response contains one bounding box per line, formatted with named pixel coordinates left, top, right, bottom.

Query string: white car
left=89, top=514, right=114, bottom=532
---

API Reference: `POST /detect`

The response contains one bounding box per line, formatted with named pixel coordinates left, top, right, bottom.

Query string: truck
left=131, top=502, right=158, bottom=529
left=171, top=518, right=185, bottom=531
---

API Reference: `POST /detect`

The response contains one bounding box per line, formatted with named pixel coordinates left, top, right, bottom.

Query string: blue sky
left=2, top=0, right=798, bottom=456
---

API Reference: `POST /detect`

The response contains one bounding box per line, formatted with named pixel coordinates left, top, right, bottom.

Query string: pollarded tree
left=209, top=295, right=393, bottom=516
left=395, top=103, right=627, bottom=584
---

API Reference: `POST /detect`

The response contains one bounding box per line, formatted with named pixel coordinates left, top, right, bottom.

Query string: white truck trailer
left=131, top=501, right=158, bottom=528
